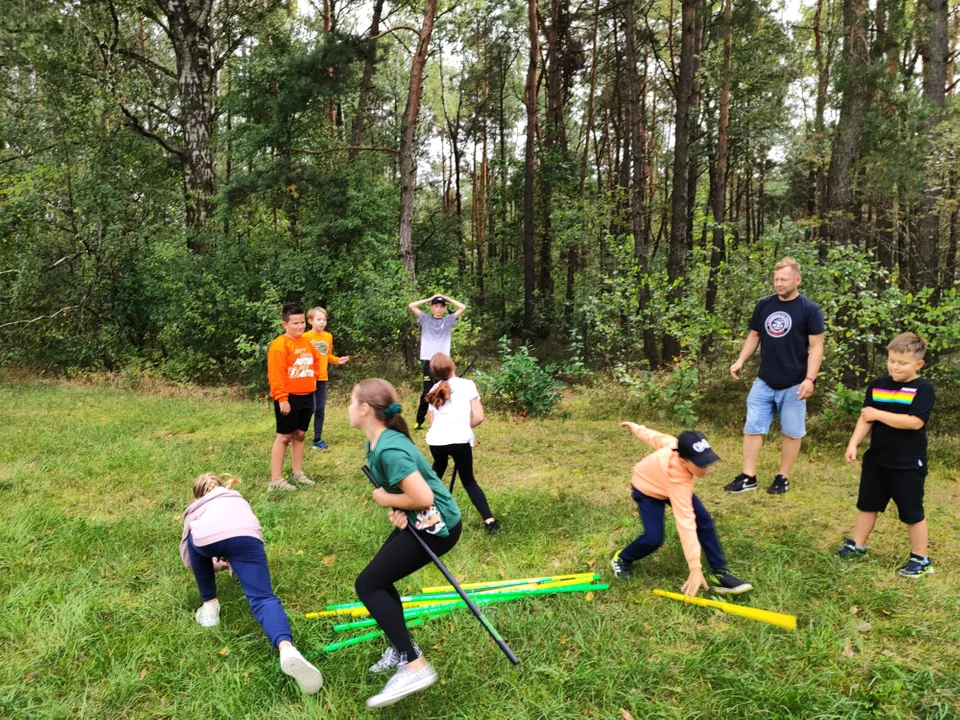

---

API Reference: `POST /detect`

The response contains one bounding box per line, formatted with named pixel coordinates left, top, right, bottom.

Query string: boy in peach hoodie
left=611, top=423, right=753, bottom=596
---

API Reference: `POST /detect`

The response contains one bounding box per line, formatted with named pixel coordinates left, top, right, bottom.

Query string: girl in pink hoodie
left=180, top=473, right=323, bottom=694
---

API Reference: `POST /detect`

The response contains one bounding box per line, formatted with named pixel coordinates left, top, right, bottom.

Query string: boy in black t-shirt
left=836, top=333, right=936, bottom=577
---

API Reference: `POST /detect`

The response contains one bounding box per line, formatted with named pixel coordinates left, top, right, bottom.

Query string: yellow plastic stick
left=652, top=589, right=797, bottom=631
left=421, top=572, right=597, bottom=594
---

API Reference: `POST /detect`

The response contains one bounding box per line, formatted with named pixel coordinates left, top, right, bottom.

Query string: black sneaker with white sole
left=724, top=473, right=758, bottom=493
left=767, top=474, right=789, bottom=495
left=610, top=554, right=633, bottom=580
left=711, top=572, right=753, bottom=595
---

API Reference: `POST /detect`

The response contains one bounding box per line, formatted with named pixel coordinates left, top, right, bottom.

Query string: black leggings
left=355, top=521, right=462, bottom=656
left=429, top=443, right=494, bottom=522
left=416, top=360, right=432, bottom=424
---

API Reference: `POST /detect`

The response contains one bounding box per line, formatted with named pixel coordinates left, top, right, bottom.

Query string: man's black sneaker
left=767, top=474, right=789, bottom=495
left=712, top=572, right=753, bottom=595
left=897, top=554, right=934, bottom=577
left=724, top=474, right=758, bottom=493
left=485, top=520, right=501, bottom=536
left=836, top=539, right=866, bottom=559
left=610, top=554, right=633, bottom=580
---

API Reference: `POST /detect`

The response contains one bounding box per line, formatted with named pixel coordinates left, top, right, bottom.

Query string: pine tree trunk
left=706, top=0, right=732, bottom=315
left=913, top=0, right=949, bottom=290
left=523, top=0, right=540, bottom=334
left=350, top=0, right=385, bottom=154
left=663, top=0, right=699, bottom=362
left=398, top=0, right=439, bottom=279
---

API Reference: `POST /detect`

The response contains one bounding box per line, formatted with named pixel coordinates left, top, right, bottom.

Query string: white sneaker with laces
left=369, top=643, right=420, bottom=674
left=194, top=601, right=220, bottom=627
left=366, top=662, right=438, bottom=708
left=280, top=645, right=323, bottom=694
left=269, top=477, right=297, bottom=491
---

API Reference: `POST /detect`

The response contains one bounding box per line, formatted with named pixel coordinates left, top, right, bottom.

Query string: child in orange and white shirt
left=266, top=303, right=321, bottom=491
left=610, top=423, right=753, bottom=596
left=304, top=307, right=350, bottom=450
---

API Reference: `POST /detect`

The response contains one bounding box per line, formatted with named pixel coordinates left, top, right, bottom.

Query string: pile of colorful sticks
left=308, top=572, right=608, bottom=652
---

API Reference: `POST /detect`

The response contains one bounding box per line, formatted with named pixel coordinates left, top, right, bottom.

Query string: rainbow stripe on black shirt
left=871, top=387, right=918, bottom=405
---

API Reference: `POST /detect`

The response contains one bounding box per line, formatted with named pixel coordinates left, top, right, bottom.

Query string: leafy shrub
left=822, top=382, right=864, bottom=421
left=475, top=337, right=565, bottom=416
left=615, top=359, right=702, bottom=426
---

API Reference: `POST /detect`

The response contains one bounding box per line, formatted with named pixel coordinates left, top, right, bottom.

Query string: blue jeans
left=312, top=381, right=328, bottom=442
left=619, top=488, right=728, bottom=573
left=744, top=378, right=807, bottom=439
left=188, top=535, right=293, bottom=647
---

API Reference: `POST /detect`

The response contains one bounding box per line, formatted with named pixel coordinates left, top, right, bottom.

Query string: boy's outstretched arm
left=619, top=421, right=675, bottom=450
left=845, top=417, right=873, bottom=463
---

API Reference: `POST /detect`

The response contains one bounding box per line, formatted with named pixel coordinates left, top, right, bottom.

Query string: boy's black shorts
left=274, top=393, right=315, bottom=435
left=857, top=455, right=925, bottom=524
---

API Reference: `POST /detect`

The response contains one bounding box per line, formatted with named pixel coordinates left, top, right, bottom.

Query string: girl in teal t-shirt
left=348, top=378, right=462, bottom=709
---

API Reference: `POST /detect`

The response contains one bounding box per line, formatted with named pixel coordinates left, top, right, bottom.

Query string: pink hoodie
left=627, top=425, right=702, bottom=571
left=180, top=487, right=263, bottom=568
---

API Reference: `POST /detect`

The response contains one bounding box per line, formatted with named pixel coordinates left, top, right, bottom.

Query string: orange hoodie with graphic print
left=267, top=334, right=322, bottom=402
left=627, top=425, right=703, bottom=571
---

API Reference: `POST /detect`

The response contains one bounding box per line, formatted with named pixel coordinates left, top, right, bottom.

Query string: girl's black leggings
left=429, top=443, right=494, bottom=522
left=355, top=521, right=462, bottom=657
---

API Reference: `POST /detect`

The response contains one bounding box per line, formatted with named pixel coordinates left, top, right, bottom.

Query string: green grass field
left=2, top=379, right=959, bottom=718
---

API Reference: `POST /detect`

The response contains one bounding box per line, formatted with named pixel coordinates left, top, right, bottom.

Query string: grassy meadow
left=1, top=376, right=959, bottom=718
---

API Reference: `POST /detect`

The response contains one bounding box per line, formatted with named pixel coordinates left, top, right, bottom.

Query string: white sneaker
left=366, top=662, right=437, bottom=708
left=280, top=645, right=323, bottom=694
left=369, top=643, right=420, bottom=674
left=194, top=601, right=220, bottom=627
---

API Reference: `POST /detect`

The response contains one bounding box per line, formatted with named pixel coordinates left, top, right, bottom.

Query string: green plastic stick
left=322, top=615, right=436, bottom=652
left=323, top=575, right=603, bottom=611
left=332, top=584, right=609, bottom=631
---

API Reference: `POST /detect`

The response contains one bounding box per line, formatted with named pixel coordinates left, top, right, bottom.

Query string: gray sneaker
left=369, top=643, right=420, bottom=674
left=366, top=662, right=438, bottom=708
left=292, top=471, right=315, bottom=486
left=269, top=477, right=297, bottom=491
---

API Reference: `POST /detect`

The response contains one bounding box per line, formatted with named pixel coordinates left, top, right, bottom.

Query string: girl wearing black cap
left=609, top=422, right=753, bottom=596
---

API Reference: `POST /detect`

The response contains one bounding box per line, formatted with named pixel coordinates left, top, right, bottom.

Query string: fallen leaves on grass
left=139, top=667, right=148, bottom=680
left=218, top=647, right=230, bottom=657
left=321, top=555, right=336, bottom=565
left=842, top=640, right=855, bottom=658
left=621, top=709, right=635, bottom=720
left=858, top=622, right=872, bottom=633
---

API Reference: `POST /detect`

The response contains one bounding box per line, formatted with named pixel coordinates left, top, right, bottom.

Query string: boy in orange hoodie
left=611, top=423, right=753, bottom=596
left=266, top=304, right=322, bottom=491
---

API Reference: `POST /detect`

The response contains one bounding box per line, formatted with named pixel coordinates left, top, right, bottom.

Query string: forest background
left=2, top=0, right=960, bottom=419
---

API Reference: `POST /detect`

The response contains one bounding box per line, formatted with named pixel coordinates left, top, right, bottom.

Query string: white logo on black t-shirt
left=764, top=311, right=792, bottom=338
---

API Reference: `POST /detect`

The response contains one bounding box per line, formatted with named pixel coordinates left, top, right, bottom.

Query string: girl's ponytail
left=424, top=353, right=455, bottom=408
left=354, top=378, right=412, bottom=439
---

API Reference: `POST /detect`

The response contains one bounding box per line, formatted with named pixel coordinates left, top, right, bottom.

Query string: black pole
left=361, top=465, right=519, bottom=665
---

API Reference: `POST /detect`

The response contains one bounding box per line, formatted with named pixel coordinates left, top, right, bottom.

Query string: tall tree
left=663, top=0, right=700, bottom=361
left=824, top=0, right=873, bottom=246
left=398, top=0, right=440, bottom=278
left=523, top=0, right=540, bottom=333
left=914, top=0, right=949, bottom=289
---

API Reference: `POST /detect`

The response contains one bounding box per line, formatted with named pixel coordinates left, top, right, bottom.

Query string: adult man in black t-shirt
left=726, top=257, right=825, bottom=495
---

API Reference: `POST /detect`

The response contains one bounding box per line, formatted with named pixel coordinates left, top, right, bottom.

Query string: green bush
left=475, top=337, right=565, bottom=417
left=615, top=359, right=702, bottom=426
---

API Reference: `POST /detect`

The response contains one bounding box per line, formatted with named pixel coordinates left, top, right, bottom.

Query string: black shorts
left=856, top=456, right=925, bottom=524
left=274, top=393, right=314, bottom=435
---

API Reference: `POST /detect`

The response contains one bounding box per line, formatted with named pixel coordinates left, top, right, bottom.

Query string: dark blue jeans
left=312, top=381, right=328, bottom=442
left=188, top=534, right=293, bottom=647
left=619, top=487, right=728, bottom=573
